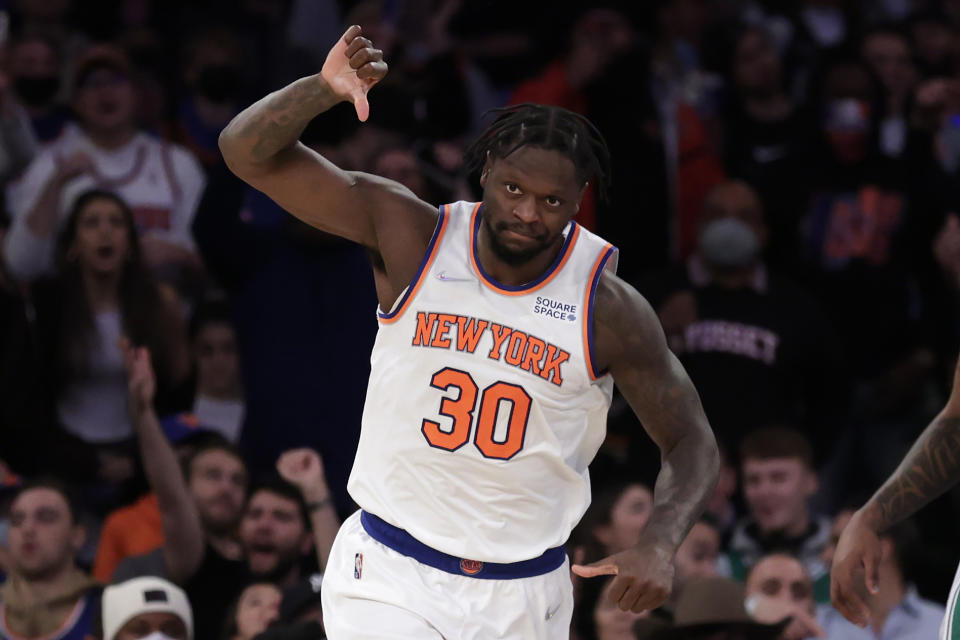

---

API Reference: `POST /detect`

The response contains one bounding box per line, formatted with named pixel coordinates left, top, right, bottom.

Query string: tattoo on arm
left=224, top=76, right=339, bottom=163
left=869, top=416, right=960, bottom=530
left=596, top=275, right=719, bottom=550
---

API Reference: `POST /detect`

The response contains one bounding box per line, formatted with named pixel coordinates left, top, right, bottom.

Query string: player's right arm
left=218, top=26, right=438, bottom=305
left=831, top=357, right=960, bottom=626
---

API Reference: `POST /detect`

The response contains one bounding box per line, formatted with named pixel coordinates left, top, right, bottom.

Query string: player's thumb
left=571, top=558, right=619, bottom=579
left=352, top=88, right=370, bottom=122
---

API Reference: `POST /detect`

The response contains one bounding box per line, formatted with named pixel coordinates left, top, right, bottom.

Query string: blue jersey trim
left=378, top=205, right=447, bottom=321
left=586, top=246, right=617, bottom=379
left=470, top=205, right=579, bottom=293
left=360, top=510, right=566, bottom=579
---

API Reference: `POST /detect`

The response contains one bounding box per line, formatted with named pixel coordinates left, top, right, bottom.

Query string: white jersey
left=348, top=200, right=618, bottom=563
left=3, top=122, right=205, bottom=280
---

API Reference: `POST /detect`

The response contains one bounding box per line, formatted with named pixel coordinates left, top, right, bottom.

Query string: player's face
left=479, top=146, right=584, bottom=266
left=8, top=488, right=82, bottom=580
left=741, top=457, right=816, bottom=535
left=820, top=509, right=854, bottom=569
left=188, top=449, right=247, bottom=534
left=594, top=484, right=654, bottom=555
left=74, top=67, right=136, bottom=133
left=195, top=323, right=241, bottom=397
left=674, top=521, right=720, bottom=585
left=745, top=555, right=815, bottom=615
left=71, top=197, right=131, bottom=276
left=240, top=490, right=309, bottom=579
left=234, top=583, right=282, bottom=639
left=115, top=612, right=188, bottom=640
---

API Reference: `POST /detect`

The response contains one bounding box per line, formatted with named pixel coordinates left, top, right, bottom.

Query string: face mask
left=698, top=217, right=760, bottom=268
left=13, top=75, right=60, bottom=107
left=139, top=632, right=177, bottom=640
left=197, top=65, right=241, bottom=103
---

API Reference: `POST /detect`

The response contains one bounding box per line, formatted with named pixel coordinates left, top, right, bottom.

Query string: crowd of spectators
left=2, top=0, right=960, bottom=638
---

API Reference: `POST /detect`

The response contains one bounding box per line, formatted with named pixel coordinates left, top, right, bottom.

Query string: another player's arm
left=573, top=273, right=719, bottom=612
left=596, top=273, right=719, bottom=552
left=830, top=362, right=960, bottom=626
left=832, top=358, right=960, bottom=625
left=861, top=360, right=960, bottom=531
left=218, top=26, right=437, bottom=302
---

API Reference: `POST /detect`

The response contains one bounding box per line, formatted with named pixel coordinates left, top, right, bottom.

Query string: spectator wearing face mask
left=171, top=29, right=245, bottom=169
left=639, top=180, right=847, bottom=460
left=3, top=44, right=207, bottom=295
left=7, top=32, right=70, bottom=143
left=799, top=52, right=942, bottom=401
left=100, top=576, right=192, bottom=640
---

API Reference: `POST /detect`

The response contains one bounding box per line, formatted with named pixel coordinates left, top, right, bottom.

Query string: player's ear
left=480, top=151, right=492, bottom=187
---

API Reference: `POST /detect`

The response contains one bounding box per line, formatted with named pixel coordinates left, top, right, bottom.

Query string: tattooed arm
left=218, top=25, right=437, bottom=309
left=571, top=272, right=719, bottom=613
left=831, top=358, right=960, bottom=626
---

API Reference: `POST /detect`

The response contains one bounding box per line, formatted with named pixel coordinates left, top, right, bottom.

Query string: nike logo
left=436, top=271, right=473, bottom=282
left=545, top=603, right=562, bottom=621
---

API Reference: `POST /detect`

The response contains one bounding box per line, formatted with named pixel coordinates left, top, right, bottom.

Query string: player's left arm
left=573, top=272, right=719, bottom=612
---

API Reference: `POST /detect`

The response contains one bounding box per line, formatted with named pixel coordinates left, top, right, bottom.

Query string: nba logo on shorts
left=354, top=553, right=363, bottom=579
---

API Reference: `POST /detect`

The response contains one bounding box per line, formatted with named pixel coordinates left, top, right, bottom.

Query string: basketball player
left=831, top=357, right=960, bottom=640
left=219, top=25, right=719, bottom=639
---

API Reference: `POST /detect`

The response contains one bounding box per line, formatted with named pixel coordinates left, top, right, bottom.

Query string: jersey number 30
left=421, top=367, right=531, bottom=460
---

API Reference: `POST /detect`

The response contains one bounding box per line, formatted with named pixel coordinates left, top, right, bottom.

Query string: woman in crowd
left=222, top=582, right=283, bottom=640
left=30, top=189, right=189, bottom=485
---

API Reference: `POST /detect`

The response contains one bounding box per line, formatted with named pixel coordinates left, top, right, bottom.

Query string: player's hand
left=120, top=337, right=156, bottom=417
left=571, top=537, right=674, bottom=613
left=277, top=448, right=329, bottom=501
left=830, top=509, right=881, bottom=628
left=321, top=25, right=388, bottom=122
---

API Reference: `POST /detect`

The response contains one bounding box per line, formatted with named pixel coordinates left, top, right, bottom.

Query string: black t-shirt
left=639, top=263, right=848, bottom=461
left=183, top=544, right=250, bottom=640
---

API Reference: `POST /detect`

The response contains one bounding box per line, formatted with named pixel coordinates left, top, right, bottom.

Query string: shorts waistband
left=359, top=510, right=566, bottom=580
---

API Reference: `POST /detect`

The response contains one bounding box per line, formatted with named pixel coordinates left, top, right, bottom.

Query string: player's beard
left=483, top=213, right=559, bottom=266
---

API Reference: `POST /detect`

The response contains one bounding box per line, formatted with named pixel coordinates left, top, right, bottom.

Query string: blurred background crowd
left=2, top=0, right=960, bottom=638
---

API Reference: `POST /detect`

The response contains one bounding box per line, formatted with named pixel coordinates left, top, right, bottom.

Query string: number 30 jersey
left=347, top=201, right=618, bottom=563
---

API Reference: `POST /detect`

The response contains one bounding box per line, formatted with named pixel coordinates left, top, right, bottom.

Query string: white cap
left=102, top=577, right=193, bottom=640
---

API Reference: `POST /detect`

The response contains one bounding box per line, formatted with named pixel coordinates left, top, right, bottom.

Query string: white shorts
left=321, top=510, right=574, bottom=639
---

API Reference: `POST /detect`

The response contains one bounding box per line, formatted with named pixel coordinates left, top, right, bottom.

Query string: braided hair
left=464, top=104, right=612, bottom=201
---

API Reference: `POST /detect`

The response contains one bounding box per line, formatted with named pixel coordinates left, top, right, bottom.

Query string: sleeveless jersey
left=348, top=201, right=618, bottom=563
left=0, top=589, right=100, bottom=640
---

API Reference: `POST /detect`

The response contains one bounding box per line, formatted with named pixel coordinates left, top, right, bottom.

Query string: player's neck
left=475, top=225, right=565, bottom=287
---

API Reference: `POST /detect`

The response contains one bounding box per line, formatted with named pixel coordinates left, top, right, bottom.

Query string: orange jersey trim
left=469, top=204, right=580, bottom=296
left=0, top=597, right=86, bottom=640
left=583, top=243, right=616, bottom=380
left=378, top=205, right=450, bottom=325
